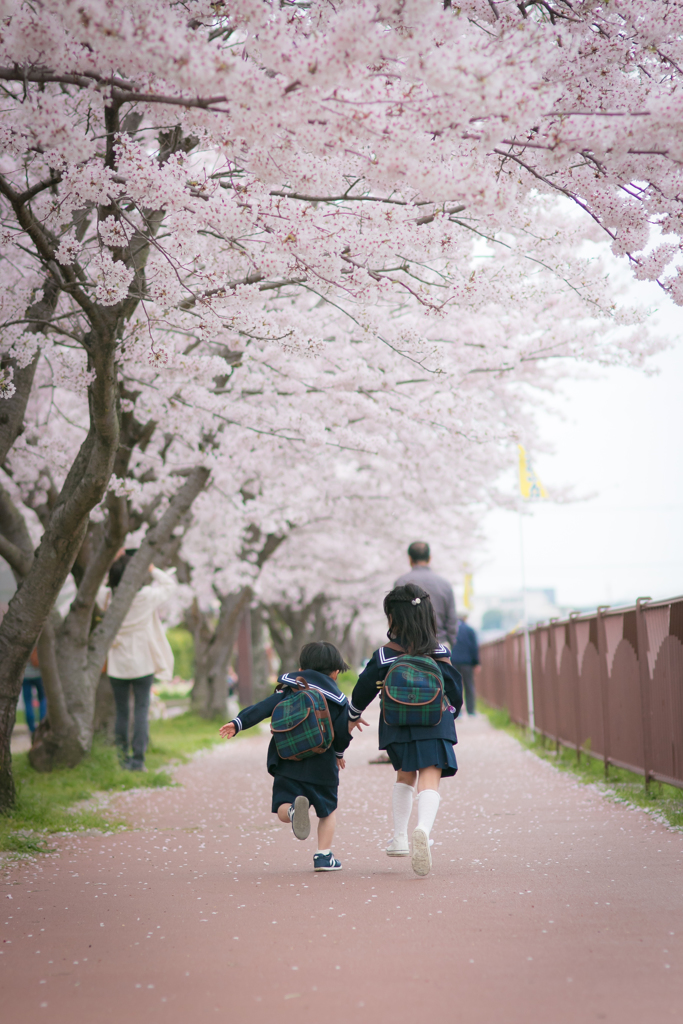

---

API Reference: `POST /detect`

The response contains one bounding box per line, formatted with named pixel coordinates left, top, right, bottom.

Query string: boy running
left=219, top=641, right=352, bottom=871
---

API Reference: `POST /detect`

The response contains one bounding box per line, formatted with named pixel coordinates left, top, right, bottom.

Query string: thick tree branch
left=87, top=464, right=210, bottom=674
left=0, top=533, right=32, bottom=577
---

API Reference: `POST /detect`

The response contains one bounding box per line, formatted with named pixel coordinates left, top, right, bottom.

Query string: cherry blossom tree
left=0, top=0, right=676, bottom=807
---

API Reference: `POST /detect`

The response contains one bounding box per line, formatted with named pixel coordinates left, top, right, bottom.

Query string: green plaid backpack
left=381, top=646, right=445, bottom=727
left=270, top=677, right=334, bottom=761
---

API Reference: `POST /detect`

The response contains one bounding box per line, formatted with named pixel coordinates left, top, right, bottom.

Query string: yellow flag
left=463, top=572, right=473, bottom=611
left=518, top=444, right=548, bottom=500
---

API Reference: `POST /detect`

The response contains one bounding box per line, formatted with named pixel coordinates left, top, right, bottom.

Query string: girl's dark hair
left=299, top=641, right=349, bottom=675
left=108, top=553, right=133, bottom=590
left=383, top=584, right=437, bottom=656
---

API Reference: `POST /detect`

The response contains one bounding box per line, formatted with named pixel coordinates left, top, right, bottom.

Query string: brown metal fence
left=478, top=595, right=683, bottom=789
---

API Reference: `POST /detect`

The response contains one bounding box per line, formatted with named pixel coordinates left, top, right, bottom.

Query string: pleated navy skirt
left=384, top=738, right=457, bottom=777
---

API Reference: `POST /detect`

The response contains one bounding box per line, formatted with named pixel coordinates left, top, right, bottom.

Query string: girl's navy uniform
left=231, top=670, right=352, bottom=818
left=348, top=643, right=463, bottom=776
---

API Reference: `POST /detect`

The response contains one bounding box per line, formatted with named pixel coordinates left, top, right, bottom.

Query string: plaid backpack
left=381, top=647, right=445, bottom=727
left=270, top=677, right=334, bottom=761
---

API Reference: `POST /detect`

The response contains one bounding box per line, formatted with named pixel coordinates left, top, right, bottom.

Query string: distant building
left=467, top=588, right=571, bottom=642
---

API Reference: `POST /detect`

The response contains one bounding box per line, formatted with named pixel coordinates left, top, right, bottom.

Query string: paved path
left=2, top=713, right=682, bottom=1024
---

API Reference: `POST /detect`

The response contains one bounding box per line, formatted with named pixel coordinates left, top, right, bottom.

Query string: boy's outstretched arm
left=218, top=690, right=284, bottom=739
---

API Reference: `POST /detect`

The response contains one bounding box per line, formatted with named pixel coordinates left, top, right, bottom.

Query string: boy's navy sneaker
left=313, top=851, right=342, bottom=871
left=288, top=795, right=311, bottom=840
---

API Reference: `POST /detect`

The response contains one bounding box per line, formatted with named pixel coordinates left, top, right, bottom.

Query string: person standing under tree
left=395, top=542, right=458, bottom=648
left=22, top=648, right=47, bottom=736
left=101, top=552, right=177, bottom=771
left=451, top=613, right=480, bottom=716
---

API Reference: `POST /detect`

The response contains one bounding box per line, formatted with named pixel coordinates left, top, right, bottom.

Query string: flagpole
left=518, top=505, right=536, bottom=733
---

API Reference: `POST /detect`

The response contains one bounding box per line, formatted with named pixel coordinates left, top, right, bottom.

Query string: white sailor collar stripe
left=279, top=673, right=347, bottom=705
left=378, top=647, right=399, bottom=665
left=379, top=644, right=449, bottom=664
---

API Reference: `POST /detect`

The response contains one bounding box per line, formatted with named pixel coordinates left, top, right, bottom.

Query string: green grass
left=1, top=712, right=257, bottom=855
left=337, top=670, right=358, bottom=697
left=166, top=626, right=195, bottom=680
left=478, top=700, right=683, bottom=831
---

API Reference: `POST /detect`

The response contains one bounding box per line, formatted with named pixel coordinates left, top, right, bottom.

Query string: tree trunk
left=28, top=467, right=209, bottom=772
left=92, top=671, right=115, bottom=744
left=251, top=605, right=274, bottom=702
left=188, top=587, right=252, bottom=718
left=28, top=612, right=85, bottom=771
left=187, top=600, right=212, bottom=716
left=262, top=595, right=327, bottom=673
left=0, top=328, right=120, bottom=809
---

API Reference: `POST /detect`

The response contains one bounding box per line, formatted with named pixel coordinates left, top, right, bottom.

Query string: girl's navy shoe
left=313, top=851, right=342, bottom=871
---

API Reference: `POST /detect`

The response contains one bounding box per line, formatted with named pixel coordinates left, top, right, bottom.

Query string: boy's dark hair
left=299, top=641, right=349, bottom=675
left=383, top=583, right=437, bottom=656
left=407, top=540, right=430, bottom=563
left=108, top=552, right=134, bottom=590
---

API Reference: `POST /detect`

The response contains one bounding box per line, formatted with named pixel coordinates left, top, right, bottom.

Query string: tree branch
left=0, top=532, right=32, bottom=577
left=87, top=465, right=210, bottom=673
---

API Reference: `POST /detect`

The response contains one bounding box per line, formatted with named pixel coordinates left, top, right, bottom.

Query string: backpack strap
left=276, top=675, right=310, bottom=693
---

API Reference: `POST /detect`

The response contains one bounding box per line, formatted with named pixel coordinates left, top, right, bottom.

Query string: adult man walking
left=395, top=542, right=458, bottom=647
left=451, top=613, right=480, bottom=716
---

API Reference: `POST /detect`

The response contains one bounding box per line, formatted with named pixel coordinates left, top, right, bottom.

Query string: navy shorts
left=384, top=738, right=458, bottom=778
left=271, top=776, right=338, bottom=818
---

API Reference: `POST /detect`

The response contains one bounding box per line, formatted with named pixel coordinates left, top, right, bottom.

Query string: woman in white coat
left=104, top=553, right=176, bottom=770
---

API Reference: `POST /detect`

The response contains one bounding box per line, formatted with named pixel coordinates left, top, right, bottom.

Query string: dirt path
left=2, top=712, right=682, bottom=1024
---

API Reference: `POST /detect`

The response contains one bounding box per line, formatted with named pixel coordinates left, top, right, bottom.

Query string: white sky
left=472, top=283, right=683, bottom=610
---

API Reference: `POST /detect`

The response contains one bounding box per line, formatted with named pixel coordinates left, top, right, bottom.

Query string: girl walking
left=348, top=584, right=462, bottom=876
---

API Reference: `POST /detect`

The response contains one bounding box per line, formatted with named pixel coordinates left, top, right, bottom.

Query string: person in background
left=451, top=613, right=480, bottom=716
left=103, top=552, right=176, bottom=771
left=22, top=648, right=47, bottom=735
left=395, top=541, right=458, bottom=648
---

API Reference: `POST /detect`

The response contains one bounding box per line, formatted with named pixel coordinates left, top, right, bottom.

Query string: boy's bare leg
left=317, top=810, right=336, bottom=850
left=277, top=803, right=291, bottom=823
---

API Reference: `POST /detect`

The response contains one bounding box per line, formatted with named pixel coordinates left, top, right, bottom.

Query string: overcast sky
left=472, top=282, right=683, bottom=611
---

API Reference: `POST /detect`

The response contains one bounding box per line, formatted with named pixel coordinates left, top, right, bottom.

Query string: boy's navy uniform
left=231, top=670, right=352, bottom=818
left=349, top=642, right=463, bottom=776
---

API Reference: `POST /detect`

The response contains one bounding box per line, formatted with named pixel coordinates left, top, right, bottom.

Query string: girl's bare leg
left=396, top=766, right=441, bottom=791
left=417, top=765, right=442, bottom=792
left=396, top=769, right=417, bottom=788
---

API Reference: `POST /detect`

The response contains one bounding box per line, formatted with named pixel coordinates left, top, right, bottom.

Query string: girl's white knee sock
left=392, top=783, right=414, bottom=839
left=416, top=789, right=441, bottom=837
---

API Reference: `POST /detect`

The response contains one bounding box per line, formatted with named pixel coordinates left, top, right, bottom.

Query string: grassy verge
left=478, top=701, right=683, bottom=831
left=1, top=712, right=257, bottom=854
left=337, top=670, right=358, bottom=698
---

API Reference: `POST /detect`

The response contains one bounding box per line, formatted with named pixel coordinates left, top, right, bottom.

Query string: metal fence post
left=548, top=618, right=561, bottom=753
left=569, top=612, right=582, bottom=763
left=596, top=606, right=611, bottom=779
left=635, top=597, right=653, bottom=791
